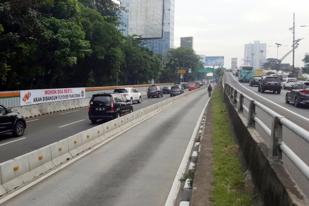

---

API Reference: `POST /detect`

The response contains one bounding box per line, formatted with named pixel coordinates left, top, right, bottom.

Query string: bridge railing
left=224, top=83, right=309, bottom=198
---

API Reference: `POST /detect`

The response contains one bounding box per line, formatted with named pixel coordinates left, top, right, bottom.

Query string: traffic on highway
left=0, top=83, right=204, bottom=163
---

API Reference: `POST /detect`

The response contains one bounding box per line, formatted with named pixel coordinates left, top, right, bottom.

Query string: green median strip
left=211, top=87, right=253, bottom=206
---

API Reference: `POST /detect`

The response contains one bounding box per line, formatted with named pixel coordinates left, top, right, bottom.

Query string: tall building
left=231, top=58, right=238, bottom=70
left=119, top=0, right=174, bottom=56
left=244, top=41, right=267, bottom=68
left=180, top=37, right=193, bottom=49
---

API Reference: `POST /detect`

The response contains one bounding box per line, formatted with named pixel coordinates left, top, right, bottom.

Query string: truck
left=238, top=66, right=253, bottom=82
left=253, top=68, right=264, bottom=77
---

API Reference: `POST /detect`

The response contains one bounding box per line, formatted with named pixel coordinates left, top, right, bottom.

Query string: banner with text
left=20, top=88, right=86, bottom=106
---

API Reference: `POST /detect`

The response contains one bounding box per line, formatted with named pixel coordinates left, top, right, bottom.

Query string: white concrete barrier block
left=27, top=146, right=54, bottom=179
left=51, top=140, right=72, bottom=166
left=179, top=201, right=190, bottom=206
left=191, top=151, right=198, bottom=163
left=0, top=156, right=30, bottom=192
left=68, top=133, right=84, bottom=157
left=188, top=162, right=195, bottom=172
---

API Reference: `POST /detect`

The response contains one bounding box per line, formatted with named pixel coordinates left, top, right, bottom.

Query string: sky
left=174, top=0, right=309, bottom=68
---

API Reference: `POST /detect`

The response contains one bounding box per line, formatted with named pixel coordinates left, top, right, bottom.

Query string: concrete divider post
left=272, top=116, right=283, bottom=159
left=247, top=100, right=255, bottom=127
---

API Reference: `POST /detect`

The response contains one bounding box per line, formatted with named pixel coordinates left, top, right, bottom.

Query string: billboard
left=20, top=88, right=86, bottom=106
left=128, top=0, right=164, bottom=39
left=205, top=56, right=224, bottom=67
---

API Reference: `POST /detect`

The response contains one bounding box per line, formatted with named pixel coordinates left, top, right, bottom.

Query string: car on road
left=258, top=76, right=282, bottom=94
left=188, top=82, right=197, bottom=91
left=170, top=85, right=182, bottom=97
left=249, top=76, right=262, bottom=87
left=113, top=88, right=142, bottom=104
left=147, top=85, right=163, bottom=98
left=0, top=105, right=26, bottom=137
left=285, top=82, right=309, bottom=107
left=162, top=86, right=171, bottom=94
left=282, top=78, right=298, bottom=90
left=88, top=93, right=133, bottom=124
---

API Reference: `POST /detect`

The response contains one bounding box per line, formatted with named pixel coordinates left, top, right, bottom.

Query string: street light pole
left=275, top=43, right=282, bottom=59
left=292, top=13, right=296, bottom=70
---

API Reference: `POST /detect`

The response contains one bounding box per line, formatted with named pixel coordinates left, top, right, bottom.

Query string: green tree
left=162, top=47, right=202, bottom=82
left=303, top=54, right=309, bottom=74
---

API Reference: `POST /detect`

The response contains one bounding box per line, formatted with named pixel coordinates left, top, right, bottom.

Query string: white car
left=113, top=87, right=142, bottom=104
left=282, top=78, right=298, bottom=89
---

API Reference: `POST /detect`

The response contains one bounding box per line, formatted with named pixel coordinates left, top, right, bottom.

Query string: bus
left=238, top=66, right=253, bottom=82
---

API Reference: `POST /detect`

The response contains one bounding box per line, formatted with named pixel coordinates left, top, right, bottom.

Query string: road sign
left=178, top=68, right=186, bottom=75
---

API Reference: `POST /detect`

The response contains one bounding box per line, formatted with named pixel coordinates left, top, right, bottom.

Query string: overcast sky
left=174, top=0, right=309, bottom=67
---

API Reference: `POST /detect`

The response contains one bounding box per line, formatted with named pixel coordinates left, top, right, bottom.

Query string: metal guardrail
left=223, top=82, right=309, bottom=197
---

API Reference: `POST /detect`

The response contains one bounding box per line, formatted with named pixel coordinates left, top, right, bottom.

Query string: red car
left=188, top=82, right=197, bottom=91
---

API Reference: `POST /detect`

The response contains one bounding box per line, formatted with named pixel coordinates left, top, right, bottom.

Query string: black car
left=286, top=82, right=309, bottom=107
left=147, top=85, right=163, bottom=98
left=88, top=93, right=133, bottom=124
left=170, top=86, right=182, bottom=97
left=162, top=86, right=171, bottom=94
left=249, top=76, right=262, bottom=87
left=258, top=76, right=282, bottom=94
left=0, top=105, right=26, bottom=137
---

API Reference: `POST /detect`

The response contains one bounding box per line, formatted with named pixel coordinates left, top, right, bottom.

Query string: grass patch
left=211, top=87, right=253, bottom=206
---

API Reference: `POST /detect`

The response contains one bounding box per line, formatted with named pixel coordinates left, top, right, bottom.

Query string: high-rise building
left=244, top=41, right=267, bottom=68
left=119, top=0, right=174, bottom=56
left=231, top=58, right=238, bottom=70
left=180, top=37, right=193, bottom=49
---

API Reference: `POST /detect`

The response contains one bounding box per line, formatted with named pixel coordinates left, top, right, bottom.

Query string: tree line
left=0, top=0, right=203, bottom=91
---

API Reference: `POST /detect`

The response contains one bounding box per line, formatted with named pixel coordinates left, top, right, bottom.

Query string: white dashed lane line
left=0, top=137, right=27, bottom=147
left=58, top=119, right=86, bottom=129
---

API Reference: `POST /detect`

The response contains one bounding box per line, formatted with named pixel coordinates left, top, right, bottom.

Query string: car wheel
left=115, top=113, right=121, bottom=119
left=261, top=88, right=265, bottom=93
left=138, top=96, right=142, bottom=103
left=13, top=121, right=25, bottom=137
left=90, top=119, right=97, bottom=124
left=294, top=97, right=300, bottom=107
left=285, top=95, right=290, bottom=104
left=273, top=90, right=276, bottom=94
left=277, top=89, right=281, bottom=94
left=258, top=87, right=261, bottom=92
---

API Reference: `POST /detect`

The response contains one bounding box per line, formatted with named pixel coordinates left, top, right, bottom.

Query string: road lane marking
left=229, top=74, right=309, bottom=122
left=60, top=110, right=81, bottom=115
left=26, top=119, right=39, bottom=123
left=58, top=119, right=86, bottom=128
left=0, top=137, right=26, bottom=147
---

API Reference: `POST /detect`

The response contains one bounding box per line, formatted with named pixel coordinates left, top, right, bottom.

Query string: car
left=282, top=77, right=298, bottom=89
left=0, top=105, right=26, bottom=137
left=174, top=84, right=185, bottom=93
left=162, top=86, right=171, bottom=94
left=249, top=76, right=262, bottom=87
left=113, top=87, right=142, bottom=104
left=285, top=82, right=309, bottom=107
left=170, top=86, right=182, bottom=97
left=147, top=85, right=163, bottom=98
left=258, top=76, right=282, bottom=94
left=188, top=82, right=197, bottom=91
left=88, top=93, right=133, bottom=124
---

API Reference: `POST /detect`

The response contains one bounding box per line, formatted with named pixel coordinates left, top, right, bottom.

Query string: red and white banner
left=20, top=88, right=86, bottom=106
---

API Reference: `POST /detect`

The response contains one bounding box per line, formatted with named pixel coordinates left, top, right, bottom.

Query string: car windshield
left=92, top=95, right=111, bottom=104
left=288, top=79, right=297, bottom=82
left=149, top=86, right=157, bottom=91
left=171, top=87, right=180, bottom=91
left=114, top=89, right=128, bottom=93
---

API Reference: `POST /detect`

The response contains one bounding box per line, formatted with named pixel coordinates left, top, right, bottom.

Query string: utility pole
left=292, top=13, right=296, bottom=70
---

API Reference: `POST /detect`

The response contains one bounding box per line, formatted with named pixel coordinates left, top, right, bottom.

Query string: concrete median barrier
left=51, top=139, right=72, bottom=166
left=68, top=133, right=84, bottom=157
left=0, top=155, right=31, bottom=192
left=27, top=146, right=55, bottom=179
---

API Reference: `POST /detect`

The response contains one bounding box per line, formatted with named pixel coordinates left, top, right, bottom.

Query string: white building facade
left=244, top=41, right=267, bottom=68
left=231, top=58, right=238, bottom=70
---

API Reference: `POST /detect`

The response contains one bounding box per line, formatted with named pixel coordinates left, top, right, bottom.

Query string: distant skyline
left=174, top=0, right=309, bottom=68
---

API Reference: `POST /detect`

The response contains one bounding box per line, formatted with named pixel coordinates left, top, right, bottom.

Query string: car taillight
left=300, top=90, right=309, bottom=95
left=110, top=99, right=115, bottom=112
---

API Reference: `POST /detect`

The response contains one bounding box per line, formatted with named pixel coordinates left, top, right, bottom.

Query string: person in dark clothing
left=207, top=84, right=212, bottom=97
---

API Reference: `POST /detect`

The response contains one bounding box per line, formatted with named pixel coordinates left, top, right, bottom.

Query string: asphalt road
left=225, top=73, right=309, bottom=130
left=2, top=89, right=209, bottom=206
left=0, top=95, right=170, bottom=163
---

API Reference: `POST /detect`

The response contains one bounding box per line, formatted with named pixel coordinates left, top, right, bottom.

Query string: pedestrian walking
left=207, top=84, right=212, bottom=97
